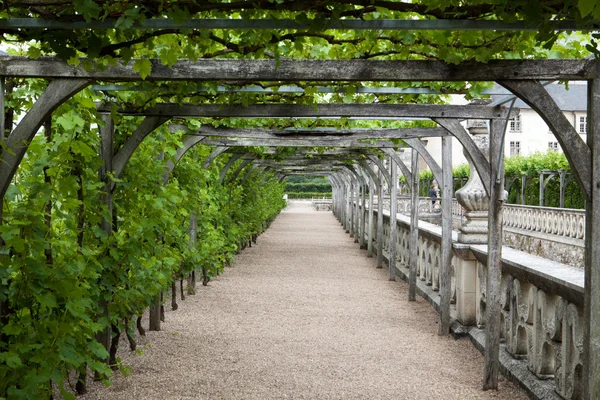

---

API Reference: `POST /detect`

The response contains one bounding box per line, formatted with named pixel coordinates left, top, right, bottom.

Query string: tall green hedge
left=410, top=151, right=584, bottom=209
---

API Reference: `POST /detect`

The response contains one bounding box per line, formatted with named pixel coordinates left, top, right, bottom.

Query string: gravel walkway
left=81, top=201, right=527, bottom=400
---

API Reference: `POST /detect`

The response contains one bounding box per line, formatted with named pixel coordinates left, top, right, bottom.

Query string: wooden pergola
left=0, top=56, right=598, bottom=398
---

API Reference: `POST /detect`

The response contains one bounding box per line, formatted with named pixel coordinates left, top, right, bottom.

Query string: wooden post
left=483, top=119, right=505, bottom=390
left=187, top=212, right=197, bottom=295
left=389, top=156, right=398, bottom=281
left=346, top=179, right=352, bottom=233
left=539, top=171, right=544, bottom=206
left=376, top=167, right=384, bottom=268
left=408, top=149, right=419, bottom=301
left=360, top=177, right=367, bottom=249
left=97, top=114, right=113, bottom=359
left=583, top=77, right=600, bottom=400
left=149, top=147, right=165, bottom=332
left=559, top=170, right=566, bottom=208
left=439, top=136, right=453, bottom=335
left=367, top=174, right=374, bottom=257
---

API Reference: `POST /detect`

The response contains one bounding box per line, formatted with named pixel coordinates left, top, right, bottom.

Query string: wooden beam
left=381, top=148, right=412, bottom=182
left=483, top=119, right=505, bottom=390
left=202, top=146, right=228, bottom=169
left=1, top=57, right=595, bottom=81
left=408, top=149, right=419, bottom=301
left=169, top=124, right=449, bottom=139
left=0, top=78, right=91, bottom=197
left=583, top=77, right=600, bottom=399
left=376, top=166, right=385, bottom=269
left=112, top=116, right=169, bottom=181
left=198, top=137, right=402, bottom=148
left=404, top=138, right=443, bottom=186
left=114, top=103, right=512, bottom=119
left=367, top=172, right=375, bottom=257
left=438, top=136, right=453, bottom=335
left=434, top=118, right=491, bottom=196
left=389, top=156, right=398, bottom=281
left=498, top=80, right=592, bottom=201
left=219, top=153, right=246, bottom=183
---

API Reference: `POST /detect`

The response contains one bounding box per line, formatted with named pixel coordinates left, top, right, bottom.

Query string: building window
left=510, top=141, right=521, bottom=156
left=548, top=141, right=559, bottom=151
left=579, top=116, right=587, bottom=134
left=509, top=114, right=522, bottom=132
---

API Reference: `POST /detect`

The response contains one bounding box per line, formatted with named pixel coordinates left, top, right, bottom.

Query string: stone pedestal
left=454, top=245, right=478, bottom=325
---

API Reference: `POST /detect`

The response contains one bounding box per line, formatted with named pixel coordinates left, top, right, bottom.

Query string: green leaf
left=0, top=352, right=22, bottom=368
left=579, top=0, right=596, bottom=17
left=133, top=59, right=153, bottom=80
left=73, top=0, right=102, bottom=21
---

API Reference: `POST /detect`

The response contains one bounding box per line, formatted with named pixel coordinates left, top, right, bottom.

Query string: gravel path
left=81, top=201, right=527, bottom=400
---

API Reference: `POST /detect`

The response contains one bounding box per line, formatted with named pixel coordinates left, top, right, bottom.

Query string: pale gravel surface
left=80, top=201, right=528, bottom=400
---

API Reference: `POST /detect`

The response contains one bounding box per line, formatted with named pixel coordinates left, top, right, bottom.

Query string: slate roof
left=492, top=83, right=587, bottom=112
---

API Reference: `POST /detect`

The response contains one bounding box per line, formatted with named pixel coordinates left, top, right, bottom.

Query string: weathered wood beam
left=112, top=116, right=170, bottom=182
left=583, top=77, right=600, bottom=399
left=498, top=80, right=592, bottom=201
left=0, top=78, right=91, bottom=197
left=166, top=135, right=204, bottom=173
left=97, top=114, right=114, bottom=357
left=381, top=148, right=412, bottom=182
left=408, top=149, right=419, bottom=301
left=112, top=103, right=512, bottom=120
left=483, top=119, right=505, bottom=390
left=169, top=124, right=449, bottom=139
left=376, top=166, right=385, bottom=269
left=389, top=156, right=398, bottom=281
left=438, top=136, right=453, bottom=335
left=434, top=118, right=491, bottom=196
left=219, top=153, right=246, bottom=183
left=367, top=173, right=375, bottom=257
left=404, top=138, right=443, bottom=186
left=199, top=137, right=402, bottom=148
left=202, top=146, right=228, bottom=169
left=1, top=57, right=596, bottom=81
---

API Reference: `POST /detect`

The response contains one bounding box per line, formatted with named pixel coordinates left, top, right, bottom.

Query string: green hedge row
left=286, top=192, right=332, bottom=199
left=410, top=151, right=584, bottom=209
left=285, top=182, right=332, bottom=193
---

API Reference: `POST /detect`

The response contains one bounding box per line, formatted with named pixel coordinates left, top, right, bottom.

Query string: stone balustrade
left=379, top=198, right=585, bottom=267
left=355, top=204, right=585, bottom=400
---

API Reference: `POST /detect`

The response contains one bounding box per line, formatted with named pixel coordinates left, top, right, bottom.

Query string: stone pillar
left=453, top=123, right=489, bottom=326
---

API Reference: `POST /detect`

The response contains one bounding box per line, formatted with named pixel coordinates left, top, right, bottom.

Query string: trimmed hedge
left=285, top=182, right=332, bottom=193
left=287, top=192, right=332, bottom=199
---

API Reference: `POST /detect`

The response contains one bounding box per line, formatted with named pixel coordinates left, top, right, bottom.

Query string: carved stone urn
left=456, top=125, right=489, bottom=244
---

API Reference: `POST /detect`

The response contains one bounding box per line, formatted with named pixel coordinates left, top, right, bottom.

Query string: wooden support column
left=376, top=167, right=384, bottom=269
left=97, top=114, right=114, bottom=358
left=389, top=156, right=398, bottom=281
left=346, top=178, right=352, bottom=233
left=149, top=147, right=165, bottom=332
left=583, top=76, right=600, bottom=400
left=367, top=174, right=374, bottom=257
left=483, top=119, right=505, bottom=390
left=349, top=179, right=356, bottom=238
left=187, top=213, right=197, bottom=295
left=559, top=170, right=567, bottom=208
left=360, top=176, right=367, bottom=249
left=439, top=136, right=453, bottom=335
left=0, top=76, right=5, bottom=228
left=408, top=148, right=419, bottom=301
